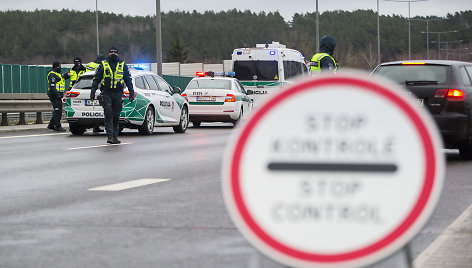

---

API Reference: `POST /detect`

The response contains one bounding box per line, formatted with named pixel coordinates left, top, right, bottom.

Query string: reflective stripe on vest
left=69, top=69, right=86, bottom=87
left=310, top=53, right=338, bottom=73
left=47, top=71, right=65, bottom=92
left=101, top=60, right=125, bottom=89
left=86, top=62, right=100, bottom=71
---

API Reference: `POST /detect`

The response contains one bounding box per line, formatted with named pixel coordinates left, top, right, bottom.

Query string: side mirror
left=172, top=86, right=181, bottom=94
left=246, top=89, right=254, bottom=95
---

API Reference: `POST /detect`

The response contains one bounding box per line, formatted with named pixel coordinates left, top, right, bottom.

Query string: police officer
left=86, top=54, right=106, bottom=73
left=90, top=47, right=135, bottom=144
left=47, top=61, right=67, bottom=131
left=86, top=54, right=107, bottom=133
left=309, top=35, right=338, bottom=74
left=65, top=57, right=87, bottom=87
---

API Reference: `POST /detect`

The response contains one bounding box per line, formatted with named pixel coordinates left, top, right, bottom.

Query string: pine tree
left=166, top=37, right=188, bottom=63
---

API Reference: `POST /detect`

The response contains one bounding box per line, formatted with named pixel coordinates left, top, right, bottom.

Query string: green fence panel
left=0, top=65, right=3, bottom=93
left=12, top=65, right=21, bottom=93
left=162, top=75, right=192, bottom=92
left=20, top=65, right=30, bottom=93
left=3, top=64, right=12, bottom=93
left=64, top=68, right=71, bottom=92
left=38, top=66, right=50, bottom=93
left=28, top=66, right=38, bottom=93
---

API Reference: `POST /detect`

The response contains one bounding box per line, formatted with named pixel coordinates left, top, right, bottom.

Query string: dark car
left=372, top=60, right=472, bottom=159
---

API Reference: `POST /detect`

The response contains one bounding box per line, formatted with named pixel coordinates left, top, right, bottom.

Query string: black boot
left=93, top=126, right=104, bottom=133
left=107, top=136, right=114, bottom=144
left=112, top=137, right=121, bottom=144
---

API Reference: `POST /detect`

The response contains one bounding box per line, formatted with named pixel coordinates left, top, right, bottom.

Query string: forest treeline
left=0, top=9, right=470, bottom=69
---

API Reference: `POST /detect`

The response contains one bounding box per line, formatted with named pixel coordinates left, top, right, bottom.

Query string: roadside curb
left=0, top=124, right=52, bottom=134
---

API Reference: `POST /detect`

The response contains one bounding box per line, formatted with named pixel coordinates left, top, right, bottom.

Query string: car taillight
left=447, top=89, right=465, bottom=101
left=123, top=91, right=137, bottom=98
left=181, top=93, right=187, bottom=100
left=434, top=89, right=465, bottom=101
left=65, top=91, right=80, bottom=97
left=225, top=94, right=235, bottom=102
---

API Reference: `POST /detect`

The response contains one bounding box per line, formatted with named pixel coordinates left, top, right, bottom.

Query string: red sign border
left=229, top=77, right=437, bottom=263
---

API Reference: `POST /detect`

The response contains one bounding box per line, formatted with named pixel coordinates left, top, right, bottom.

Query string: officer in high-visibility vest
left=90, top=47, right=135, bottom=144
left=66, top=57, right=87, bottom=88
left=86, top=54, right=107, bottom=133
left=309, top=35, right=338, bottom=74
left=47, top=61, right=68, bottom=131
left=86, top=54, right=106, bottom=73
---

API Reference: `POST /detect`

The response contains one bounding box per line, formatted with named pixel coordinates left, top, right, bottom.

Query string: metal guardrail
left=0, top=93, right=52, bottom=126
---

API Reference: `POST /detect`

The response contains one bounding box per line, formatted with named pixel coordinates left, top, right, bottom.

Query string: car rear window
left=187, top=79, right=232, bottom=90
left=74, top=75, right=93, bottom=89
left=374, top=65, right=449, bottom=85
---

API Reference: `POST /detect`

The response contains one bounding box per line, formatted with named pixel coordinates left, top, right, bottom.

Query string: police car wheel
left=69, top=122, right=86, bottom=135
left=138, top=106, right=155, bottom=135
left=192, top=121, right=201, bottom=127
left=233, top=107, right=243, bottom=126
left=173, top=105, right=189, bottom=133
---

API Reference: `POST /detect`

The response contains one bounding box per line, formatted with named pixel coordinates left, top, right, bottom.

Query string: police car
left=64, top=69, right=189, bottom=135
left=182, top=72, right=253, bottom=127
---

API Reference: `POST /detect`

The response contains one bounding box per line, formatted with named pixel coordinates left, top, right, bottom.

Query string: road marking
left=414, top=203, right=472, bottom=267
left=65, top=143, right=131, bottom=150
left=0, top=133, right=68, bottom=140
left=88, top=179, right=171, bottom=191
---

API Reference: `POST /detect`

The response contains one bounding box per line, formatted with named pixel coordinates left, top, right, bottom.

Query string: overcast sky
left=0, top=0, right=470, bottom=21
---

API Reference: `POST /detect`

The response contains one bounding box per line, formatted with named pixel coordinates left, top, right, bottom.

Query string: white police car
left=64, top=69, right=189, bottom=135
left=182, top=72, right=253, bottom=127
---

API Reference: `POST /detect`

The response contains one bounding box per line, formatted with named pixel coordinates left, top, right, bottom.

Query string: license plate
left=197, top=96, right=216, bottom=101
left=85, top=99, right=100, bottom=106
left=417, top=98, right=424, bottom=107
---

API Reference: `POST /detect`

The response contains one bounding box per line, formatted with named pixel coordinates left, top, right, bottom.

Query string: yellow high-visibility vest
left=47, top=71, right=65, bottom=92
left=310, top=53, right=338, bottom=73
left=101, top=60, right=125, bottom=89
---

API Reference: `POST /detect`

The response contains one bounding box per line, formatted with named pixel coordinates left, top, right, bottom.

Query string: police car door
left=152, top=75, right=180, bottom=123
left=142, top=75, right=167, bottom=123
left=236, top=80, right=252, bottom=114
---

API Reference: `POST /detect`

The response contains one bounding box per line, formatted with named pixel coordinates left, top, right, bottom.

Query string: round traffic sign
left=222, top=72, right=444, bottom=268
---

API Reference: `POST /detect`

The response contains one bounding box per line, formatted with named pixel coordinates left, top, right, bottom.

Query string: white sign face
left=223, top=73, right=444, bottom=268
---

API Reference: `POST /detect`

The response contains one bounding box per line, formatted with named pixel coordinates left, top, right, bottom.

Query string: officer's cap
left=109, top=47, right=119, bottom=54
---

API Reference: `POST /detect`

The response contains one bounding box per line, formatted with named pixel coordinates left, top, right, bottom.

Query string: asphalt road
left=0, top=124, right=471, bottom=268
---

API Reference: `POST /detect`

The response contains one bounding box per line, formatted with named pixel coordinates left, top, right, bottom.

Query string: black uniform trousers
left=103, top=90, right=123, bottom=139
left=47, top=92, right=63, bottom=129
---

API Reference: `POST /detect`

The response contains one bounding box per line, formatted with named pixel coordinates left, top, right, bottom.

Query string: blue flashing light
left=236, top=51, right=242, bottom=55
left=226, top=72, right=235, bottom=77
left=269, top=50, right=276, bottom=56
left=129, top=63, right=150, bottom=70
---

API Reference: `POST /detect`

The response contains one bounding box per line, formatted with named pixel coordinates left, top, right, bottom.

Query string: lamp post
left=377, top=0, right=381, bottom=65
left=155, top=0, right=163, bottom=76
left=432, top=39, right=463, bottom=60
left=385, top=0, right=427, bottom=60
left=427, top=30, right=458, bottom=59
left=96, top=0, right=99, bottom=55
left=316, top=0, right=320, bottom=52
left=414, top=18, right=447, bottom=59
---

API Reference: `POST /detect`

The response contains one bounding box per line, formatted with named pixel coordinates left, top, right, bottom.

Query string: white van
left=231, top=41, right=308, bottom=106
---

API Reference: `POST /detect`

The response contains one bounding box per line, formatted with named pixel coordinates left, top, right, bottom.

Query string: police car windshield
left=74, top=76, right=93, bottom=89
left=187, top=79, right=232, bottom=89
left=234, top=61, right=279, bottom=81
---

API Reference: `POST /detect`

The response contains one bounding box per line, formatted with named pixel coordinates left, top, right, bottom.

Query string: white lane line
left=88, top=179, right=171, bottom=191
left=65, top=143, right=131, bottom=150
left=0, top=133, right=69, bottom=140
left=414, top=203, right=472, bottom=267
